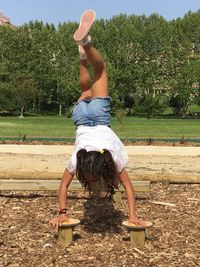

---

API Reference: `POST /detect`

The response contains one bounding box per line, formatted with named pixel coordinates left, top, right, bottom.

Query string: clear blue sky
left=0, top=0, right=200, bottom=26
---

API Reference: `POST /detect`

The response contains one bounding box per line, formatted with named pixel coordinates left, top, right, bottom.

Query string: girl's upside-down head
left=76, top=148, right=120, bottom=194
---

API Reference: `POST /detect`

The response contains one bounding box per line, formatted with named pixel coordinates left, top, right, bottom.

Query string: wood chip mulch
left=0, top=183, right=200, bottom=267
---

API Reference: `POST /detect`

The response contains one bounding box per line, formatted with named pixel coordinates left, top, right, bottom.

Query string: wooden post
left=58, top=219, right=80, bottom=246
left=122, top=221, right=152, bottom=249
left=112, top=191, right=122, bottom=205
left=58, top=227, right=73, bottom=246
left=129, top=228, right=145, bottom=249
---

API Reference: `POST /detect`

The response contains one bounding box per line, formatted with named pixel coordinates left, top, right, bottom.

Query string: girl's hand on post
left=49, top=213, right=69, bottom=228
left=128, top=217, right=152, bottom=227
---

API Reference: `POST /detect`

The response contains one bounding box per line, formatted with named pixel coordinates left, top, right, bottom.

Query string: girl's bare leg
left=83, top=44, right=108, bottom=98
left=79, top=59, right=92, bottom=101
left=74, top=10, right=108, bottom=98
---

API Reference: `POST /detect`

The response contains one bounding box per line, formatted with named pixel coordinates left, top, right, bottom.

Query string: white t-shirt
left=66, top=125, right=128, bottom=174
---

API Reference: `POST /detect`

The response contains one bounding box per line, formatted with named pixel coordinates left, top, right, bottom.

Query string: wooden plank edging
left=0, top=179, right=150, bottom=192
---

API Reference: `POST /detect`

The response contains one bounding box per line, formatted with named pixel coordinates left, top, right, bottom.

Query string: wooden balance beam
left=58, top=218, right=80, bottom=246
left=0, top=179, right=150, bottom=205
left=122, top=221, right=153, bottom=249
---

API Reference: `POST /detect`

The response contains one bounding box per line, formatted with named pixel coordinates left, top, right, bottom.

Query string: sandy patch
left=0, top=145, right=199, bottom=182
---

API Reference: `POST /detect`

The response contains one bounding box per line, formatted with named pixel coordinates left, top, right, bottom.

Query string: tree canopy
left=0, top=10, right=200, bottom=117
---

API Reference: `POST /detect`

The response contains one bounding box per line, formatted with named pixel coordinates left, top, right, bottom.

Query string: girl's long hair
left=76, top=149, right=120, bottom=194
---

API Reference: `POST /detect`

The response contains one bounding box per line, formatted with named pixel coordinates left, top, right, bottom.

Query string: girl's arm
left=119, top=168, right=137, bottom=221
left=59, top=169, right=74, bottom=210
left=119, top=168, right=151, bottom=227
left=50, top=169, right=74, bottom=227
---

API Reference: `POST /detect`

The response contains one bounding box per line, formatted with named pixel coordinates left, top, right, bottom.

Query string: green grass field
left=0, top=115, right=200, bottom=140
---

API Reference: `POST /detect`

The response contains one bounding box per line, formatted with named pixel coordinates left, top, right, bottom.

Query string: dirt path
left=0, top=145, right=200, bottom=182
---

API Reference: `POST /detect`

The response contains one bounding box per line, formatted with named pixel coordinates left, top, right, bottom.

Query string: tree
left=169, top=60, right=200, bottom=117
left=0, top=82, right=14, bottom=112
left=12, top=74, right=39, bottom=116
left=52, top=22, right=79, bottom=115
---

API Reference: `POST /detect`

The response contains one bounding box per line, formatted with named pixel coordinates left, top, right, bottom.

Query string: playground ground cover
left=0, top=144, right=200, bottom=266
left=0, top=115, right=200, bottom=141
left=0, top=183, right=199, bottom=267
left=1, top=108, right=200, bottom=266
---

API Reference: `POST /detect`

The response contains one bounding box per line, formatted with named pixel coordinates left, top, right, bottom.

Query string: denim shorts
left=72, top=97, right=111, bottom=127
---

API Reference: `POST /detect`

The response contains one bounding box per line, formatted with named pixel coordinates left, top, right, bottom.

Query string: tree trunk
left=32, top=103, right=36, bottom=113
left=20, top=106, right=24, bottom=117
left=59, top=104, right=62, bottom=116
